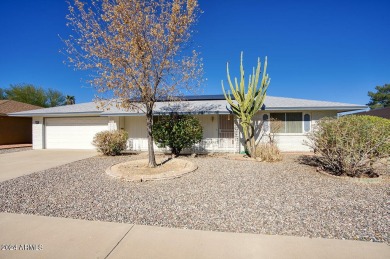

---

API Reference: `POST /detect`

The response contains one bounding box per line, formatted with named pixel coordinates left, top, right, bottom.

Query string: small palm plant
left=65, top=95, right=76, bottom=105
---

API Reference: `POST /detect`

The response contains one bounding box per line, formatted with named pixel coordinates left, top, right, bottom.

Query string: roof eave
left=7, top=106, right=368, bottom=117
left=8, top=111, right=102, bottom=117
left=263, top=106, right=367, bottom=112
left=100, top=111, right=232, bottom=116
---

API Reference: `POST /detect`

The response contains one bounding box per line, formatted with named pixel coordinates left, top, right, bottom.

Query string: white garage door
left=45, top=117, right=109, bottom=149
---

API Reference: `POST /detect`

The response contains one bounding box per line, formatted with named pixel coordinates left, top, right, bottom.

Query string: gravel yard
left=0, top=147, right=32, bottom=155
left=0, top=154, right=388, bottom=243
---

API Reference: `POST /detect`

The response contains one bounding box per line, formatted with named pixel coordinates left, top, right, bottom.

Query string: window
left=304, top=114, right=311, bottom=132
left=270, top=112, right=302, bottom=133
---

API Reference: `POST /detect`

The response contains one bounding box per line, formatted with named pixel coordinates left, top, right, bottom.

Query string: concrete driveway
left=0, top=150, right=97, bottom=182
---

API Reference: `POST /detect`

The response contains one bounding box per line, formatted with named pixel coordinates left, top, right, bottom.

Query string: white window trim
left=262, top=113, right=270, bottom=134
left=269, top=112, right=312, bottom=135
left=303, top=113, right=312, bottom=133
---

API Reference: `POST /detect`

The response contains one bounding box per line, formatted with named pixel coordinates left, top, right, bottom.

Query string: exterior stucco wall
left=272, top=135, right=310, bottom=152
left=236, top=110, right=338, bottom=152
left=108, top=116, right=120, bottom=131
left=124, top=115, right=235, bottom=153
left=124, top=116, right=149, bottom=151
left=194, top=114, right=236, bottom=152
left=30, top=110, right=339, bottom=152
left=311, top=111, right=337, bottom=125
left=195, top=115, right=218, bottom=139
left=32, top=116, right=44, bottom=149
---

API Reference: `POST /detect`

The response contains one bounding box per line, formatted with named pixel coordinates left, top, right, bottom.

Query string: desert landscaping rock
left=106, top=157, right=197, bottom=182
left=0, top=154, right=388, bottom=244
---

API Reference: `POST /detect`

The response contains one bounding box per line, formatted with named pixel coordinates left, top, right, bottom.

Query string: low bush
left=254, top=118, right=283, bottom=162
left=152, top=114, right=203, bottom=156
left=255, top=143, right=282, bottom=162
left=92, top=130, right=128, bottom=156
left=304, top=115, right=390, bottom=177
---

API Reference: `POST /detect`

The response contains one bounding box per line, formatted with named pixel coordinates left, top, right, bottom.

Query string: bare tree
left=256, top=118, right=282, bottom=146
left=268, top=118, right=283, bottom=145
left=64, top=0, right=203, bottom=167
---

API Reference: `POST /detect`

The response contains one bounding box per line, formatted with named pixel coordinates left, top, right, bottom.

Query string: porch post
left=233, top=118, right=240, bottom=154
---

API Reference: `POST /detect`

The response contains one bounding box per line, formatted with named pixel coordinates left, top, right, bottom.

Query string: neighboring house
left=353, top=107, right=390, bottom=119
left=0, top=100, right=43, bottom=145
left=8, top=95, right=366, bottom=152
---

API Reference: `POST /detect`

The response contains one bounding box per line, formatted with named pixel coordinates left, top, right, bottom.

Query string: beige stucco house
left=9, top=95, right=366, bottom=152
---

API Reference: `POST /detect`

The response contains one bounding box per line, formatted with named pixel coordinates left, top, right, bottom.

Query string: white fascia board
left=8, top=112, right=102, bottom=117
left=100, top=111, right=232, bottom=116
left=263, top=106, right=368, bottom=111
left=154, top=111, right=231, bottom=115
left=11, top=106, right=366, bottom=117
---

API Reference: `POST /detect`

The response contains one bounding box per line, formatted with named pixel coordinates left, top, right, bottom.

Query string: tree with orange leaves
left=64, top=0, right=203, bottom=167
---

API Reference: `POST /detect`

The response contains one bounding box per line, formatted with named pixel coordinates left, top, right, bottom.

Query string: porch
left=120, top=114, right=238, bottom=153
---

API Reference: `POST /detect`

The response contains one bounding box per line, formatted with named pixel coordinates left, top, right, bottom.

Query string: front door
left=218, top=115, right=234, bottom=149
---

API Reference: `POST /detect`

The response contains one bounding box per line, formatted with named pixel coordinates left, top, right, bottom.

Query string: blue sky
left=0, top=0, right=389, bottom=105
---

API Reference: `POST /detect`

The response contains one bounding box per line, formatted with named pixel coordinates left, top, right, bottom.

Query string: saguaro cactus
left=222, top=52, right=270, bottom=157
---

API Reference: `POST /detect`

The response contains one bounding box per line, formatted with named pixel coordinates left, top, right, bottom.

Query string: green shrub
left=305, top=115, right=390, bottom=177
left=152, top=114, right=203, bottom=156
left=92, top=130, right=128, bottom=156
left=255, top=143, right=282, bottom=162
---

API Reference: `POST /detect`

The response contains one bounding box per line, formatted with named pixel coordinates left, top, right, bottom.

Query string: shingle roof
left=7, top=102, right=102, bottom=115
left=354, top=107, right=390, bottom=119
left=0, top=100, right=43, bottom=115
left=8, top=95, right=367, bottom=117
left=262, top=96, right=365, bottom=110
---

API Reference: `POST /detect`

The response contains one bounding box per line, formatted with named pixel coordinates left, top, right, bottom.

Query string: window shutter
left=263, top=114, right=269, bottom=133
left=304, top=114, right=311, bottom=132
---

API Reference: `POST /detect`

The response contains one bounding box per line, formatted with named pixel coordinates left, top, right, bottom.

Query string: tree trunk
left=243, top=123, right=257, bottom=158
left=146, top=105, right=157, bottom=167
left=249, top=124, right=257, bottom=159
left=243, top=125, right=252, bottom=157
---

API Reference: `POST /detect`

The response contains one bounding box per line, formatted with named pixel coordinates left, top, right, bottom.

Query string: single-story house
left=0, top=100, right=43, bottom=145
left=353, top=107, right=390, bottom=119
left=8, top=95, right=366, bottom=152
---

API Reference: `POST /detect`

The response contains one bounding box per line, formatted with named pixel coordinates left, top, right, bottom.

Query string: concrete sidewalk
left=0, top=149, right=97, bottom=182
left=0, top=213, right=389, bottom=259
